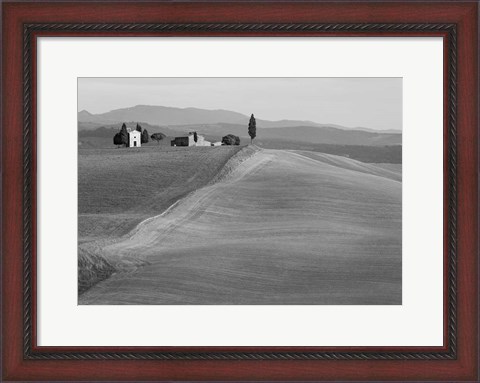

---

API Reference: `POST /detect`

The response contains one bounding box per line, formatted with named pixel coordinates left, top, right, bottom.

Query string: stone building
left=171, top=132, right=211, bottom=147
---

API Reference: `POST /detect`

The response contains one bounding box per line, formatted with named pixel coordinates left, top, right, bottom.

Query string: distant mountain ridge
left=78, top=110, right=100, bottom=123
left=78, top=105, right=401, bottom=133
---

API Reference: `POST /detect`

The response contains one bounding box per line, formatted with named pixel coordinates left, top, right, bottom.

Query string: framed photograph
left=2, top=1, right=478, bottom=381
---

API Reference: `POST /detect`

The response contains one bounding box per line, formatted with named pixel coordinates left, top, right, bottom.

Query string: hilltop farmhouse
left=171, top=132, right=211, bottom=147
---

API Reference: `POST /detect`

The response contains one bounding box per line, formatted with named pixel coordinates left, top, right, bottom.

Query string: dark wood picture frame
left=2, top=1, right=478, bottom=381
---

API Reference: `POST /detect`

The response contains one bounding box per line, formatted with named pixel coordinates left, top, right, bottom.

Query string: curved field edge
left=78, top=145, right=251, bottom=296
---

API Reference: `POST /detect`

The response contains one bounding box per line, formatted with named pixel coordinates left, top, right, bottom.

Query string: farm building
left=127, top=128, right=141, bottom=148
left=171, top=132, right=211, bottom=147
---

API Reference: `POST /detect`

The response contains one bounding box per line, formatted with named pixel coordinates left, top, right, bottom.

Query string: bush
left=113, top=132, right=123, bottom=147
left=222, top=134, right=240, bottom=146
left=151, top=132, right=166, bottom=144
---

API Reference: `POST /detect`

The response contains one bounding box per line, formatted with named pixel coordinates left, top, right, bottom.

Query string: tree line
left=113, top=114, right=257, bottom=148
left=113, top=123, right=148, bottom=147
left=113, top=123, right=159, bottom=147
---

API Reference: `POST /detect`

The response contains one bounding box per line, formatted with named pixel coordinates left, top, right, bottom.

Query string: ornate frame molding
left=22, top=22, right=457, bottom=360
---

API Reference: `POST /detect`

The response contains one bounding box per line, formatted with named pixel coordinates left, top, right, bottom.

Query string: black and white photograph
left=77, top=77, right=402, bottom=305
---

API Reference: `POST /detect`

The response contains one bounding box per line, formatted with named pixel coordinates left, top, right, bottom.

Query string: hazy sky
left=78, top=78, right=402, bottom=131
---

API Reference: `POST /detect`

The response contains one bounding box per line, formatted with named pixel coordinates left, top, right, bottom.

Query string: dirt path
left=80, top=149, right=401, bottom=305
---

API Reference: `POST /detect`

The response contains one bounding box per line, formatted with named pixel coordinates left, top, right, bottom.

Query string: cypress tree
left=141, top=129, right=149, bottom=144
left=120, top=123, right=129, bottom=147
left=248, top=114, right=256, bottom=144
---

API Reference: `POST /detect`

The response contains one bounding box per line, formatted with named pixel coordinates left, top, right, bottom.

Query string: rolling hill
left=79, top=148, right=401, bottom=304
left=78, top=145, right=243, bottom=293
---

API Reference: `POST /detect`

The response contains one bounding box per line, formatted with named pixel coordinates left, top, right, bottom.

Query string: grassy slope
left=80, top=148, right=401, bottom=305
left=78, top=145, right=241, bottom=294
left=79, top=145, right=241, bottom=239
left=290, top=151, right=402, bottom=182
left=254, top=139, right=402, bottom=164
